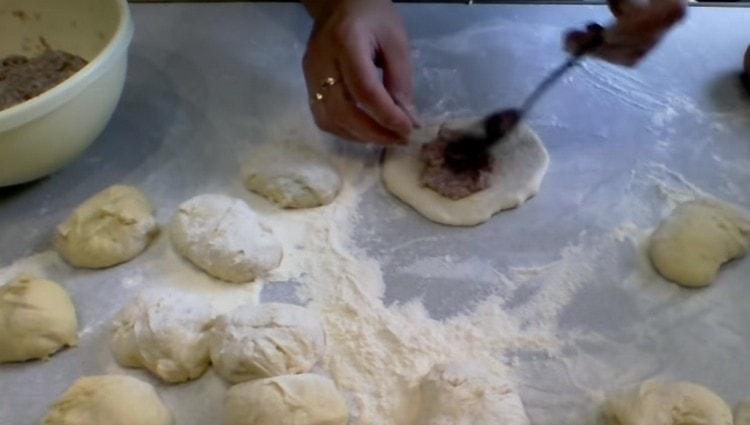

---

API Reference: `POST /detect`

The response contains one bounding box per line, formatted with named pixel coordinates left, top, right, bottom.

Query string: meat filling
left=0, top=50, right=88, bottom=111
left=419, top=128, right=495, bottom=200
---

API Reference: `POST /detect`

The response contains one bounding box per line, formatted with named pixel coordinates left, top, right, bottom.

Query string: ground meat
left=0, top=50, right=88, bottom=111
left=420, top=129, right=495, bottom=200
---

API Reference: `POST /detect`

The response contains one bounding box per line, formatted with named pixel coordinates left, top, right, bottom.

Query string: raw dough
left=242, top=143, right=341, bottom=209
left=224, top=374, right=349, bottom=425
left=603, top=380, right=732, bottom=425
left=382, top=120, right=549, bottom=226
left=649, top=199, right=750, bottom=287
left=170, top=194, right=282, bottom=283
left=736, top=397, right=750, bottom=425
left=110, top=289, right=214, bottom=383
left=55, top=185, right=158, bottom=269
left=41, top=375, right=173, bottom=425
left=415, top=361, right=529, bottom=425
left=209, top=303, right=326, bottom=383
left=0, top=276, right=77, bottom=363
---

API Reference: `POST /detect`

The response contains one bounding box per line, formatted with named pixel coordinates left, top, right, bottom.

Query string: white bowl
left=0, top=0, right=134, bottom=187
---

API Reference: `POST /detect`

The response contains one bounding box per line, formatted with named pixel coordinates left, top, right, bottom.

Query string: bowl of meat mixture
left=0, top=0, right=134, bottom=186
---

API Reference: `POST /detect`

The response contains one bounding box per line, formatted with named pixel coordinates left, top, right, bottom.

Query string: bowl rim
left=0, top=0, right=134, bottom=133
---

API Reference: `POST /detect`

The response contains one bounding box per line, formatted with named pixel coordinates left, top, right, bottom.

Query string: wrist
left=302, top=0, right=346, bottom=21
left=303, top=0, right=394, bottom=21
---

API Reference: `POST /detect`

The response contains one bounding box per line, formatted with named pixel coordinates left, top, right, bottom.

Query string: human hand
left=565, top=0, right=687, bottom=67
left=302, top=0, right=419, bottom=145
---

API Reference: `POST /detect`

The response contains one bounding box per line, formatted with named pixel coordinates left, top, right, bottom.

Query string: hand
left=565, top=0, right=687, bottom=67
left=302, top=0, right=418, bottom=145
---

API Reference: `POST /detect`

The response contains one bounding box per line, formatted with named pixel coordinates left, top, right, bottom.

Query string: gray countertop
left=2, top=3, right=750, bottom=424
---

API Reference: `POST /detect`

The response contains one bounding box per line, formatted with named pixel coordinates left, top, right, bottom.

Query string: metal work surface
left=1, top=3, right=750, bottom=424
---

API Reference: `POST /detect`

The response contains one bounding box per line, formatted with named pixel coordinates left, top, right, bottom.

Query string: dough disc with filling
left=382, top=122, right=549, bottom=226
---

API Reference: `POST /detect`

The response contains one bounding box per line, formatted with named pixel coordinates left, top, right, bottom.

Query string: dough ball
left=209, top=303, right=326, bottom=383
left=242, top=143, right=341, bottom=209
left=55, top=185, right=158, bottom=269
left=170, top=194, right=282, bottom=283
left=224, top=374, right=348, bottom=425
left=110, top=289, right=214, bottom=383
left=603, top=380, right=732, bottom=425
left=0, top=276, right=77, bottom=363
left=736, top=397, right=750, bottom=425
left=41, top=375, right=172, bottom=425
left=415, top=361, right=529, bottom=425
left=382, top=120, right=549, bottom=226
left=649, top=199, right=750, bottom=287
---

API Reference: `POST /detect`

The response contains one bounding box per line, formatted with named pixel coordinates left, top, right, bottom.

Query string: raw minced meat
left=0, top=50, right=88, bottom=111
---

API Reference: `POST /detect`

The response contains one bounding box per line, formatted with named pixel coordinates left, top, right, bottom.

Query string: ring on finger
left=312, top=76, right=340, bottom=103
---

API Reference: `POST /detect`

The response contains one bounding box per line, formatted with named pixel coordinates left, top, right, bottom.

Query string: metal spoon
left=443, top=25, right=606, bottom=171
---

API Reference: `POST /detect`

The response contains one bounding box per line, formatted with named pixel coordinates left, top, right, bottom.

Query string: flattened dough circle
left=382, top=123, right=549, bottom=226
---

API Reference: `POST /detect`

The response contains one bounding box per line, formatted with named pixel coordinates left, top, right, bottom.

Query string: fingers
left=608, top=0, right=686, bottom=18
left=305, top=66, right=407, bottom=146
left=566, top=0, right=686, bottom=67
left=337, top=35, right=413, bottom=137
left=378, top=29, right=422, bottom=127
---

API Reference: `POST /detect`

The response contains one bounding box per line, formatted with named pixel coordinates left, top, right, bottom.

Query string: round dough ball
left=382, top=120, right=549, bottom=226
left=0, top=276, right=77, bottom=363
left=170, top=194, right=282, bottom=283
left=242, top=143, right=341, bottom=209
left=603, top=380, right=732, bottom=425
left=209, top=303, right=326, bottom=383
left=224, top=374, right=348, bottom=425
left=736, top=397, right=750, bottom=425
left=55, top=185, right=158, bottom=269
left=41, top=375, right=173, bottom=425
left=415, top=361, right=529, bottom=425
left=649, top=199, right=750, bottom=287
left=110, top=289, right=214, bottom=383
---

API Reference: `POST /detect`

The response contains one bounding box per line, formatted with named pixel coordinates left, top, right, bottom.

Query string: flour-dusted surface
left=1, top=4, right=750, bottom=425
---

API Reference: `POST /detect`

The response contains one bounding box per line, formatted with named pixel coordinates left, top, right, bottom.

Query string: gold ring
left=321, top=77, right=337, bottom=88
